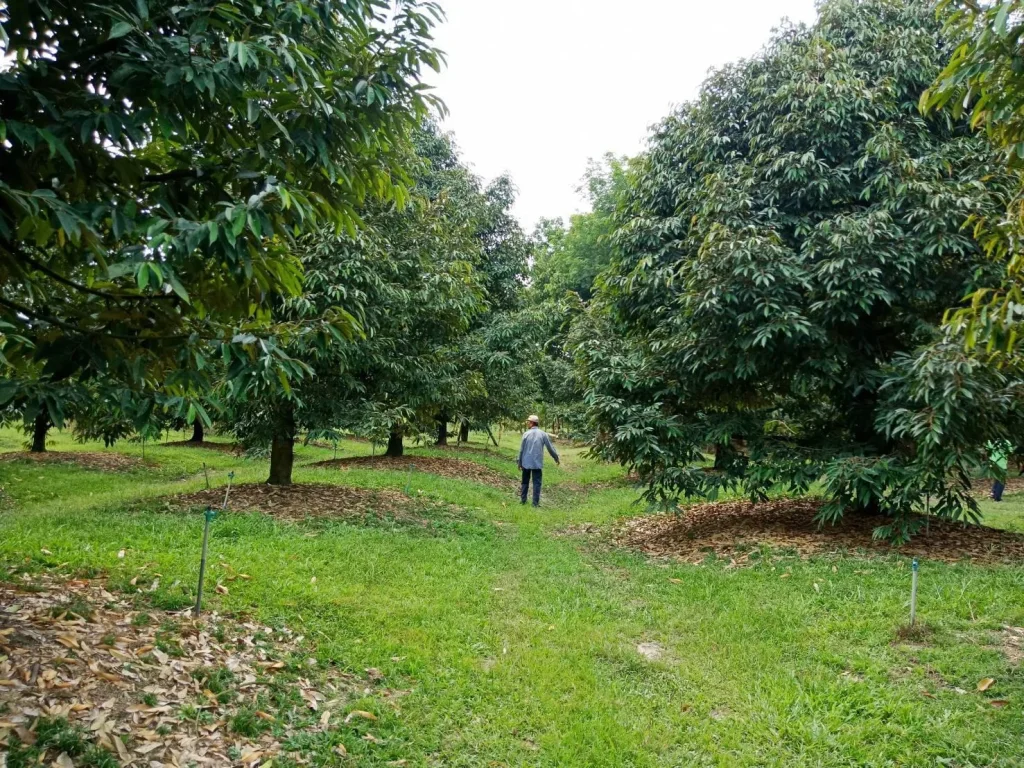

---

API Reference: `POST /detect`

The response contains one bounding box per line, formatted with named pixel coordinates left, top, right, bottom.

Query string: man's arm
left=518, top=435, right=526, bottom=469
left=544, top=433, right=560, bottom=465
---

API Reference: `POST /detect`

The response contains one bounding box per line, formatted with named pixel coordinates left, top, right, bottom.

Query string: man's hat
left=527, top=414, right=539, bottom=423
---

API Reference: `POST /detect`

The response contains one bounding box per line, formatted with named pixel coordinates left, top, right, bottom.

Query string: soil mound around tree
left=0, top=451, right=146, bottom=472
left=162, top=440, right=245, bottom=455
left=614, top=499, right=1024, bottom=566
left=309, top=455, right=514, bottom=489
left=170, top=482, right=457, bottom=525
left=0, top=574, right=378, bottom=767
left=418, top=443, right=512, bottom=460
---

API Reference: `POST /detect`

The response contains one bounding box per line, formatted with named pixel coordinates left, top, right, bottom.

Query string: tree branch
left=5, top=244, right=177, bottom=302
left=0, top=296, right=189, bottom=341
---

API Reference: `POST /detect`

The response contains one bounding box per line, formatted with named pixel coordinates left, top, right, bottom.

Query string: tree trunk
left=30, top=412, right=49, bottom=453
left=267, top=406, right=296, bottom=486
left=436, top=410, right=448, bottom=446
left=713, top=444, right=728, bottom=470
left=459, top=421, right=470, bottom=443
left=385, top=429, right=404, bottom=457
left=189, top=418, right=204, bottom=443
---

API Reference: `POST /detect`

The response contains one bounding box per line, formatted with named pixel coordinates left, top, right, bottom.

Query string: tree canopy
left=582, top=0, right=1024, bottom=540
left=0, top=0, right=444, bottom=386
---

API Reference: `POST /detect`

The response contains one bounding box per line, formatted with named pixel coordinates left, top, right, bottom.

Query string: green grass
left=2, top=427, right=1024, bottom=766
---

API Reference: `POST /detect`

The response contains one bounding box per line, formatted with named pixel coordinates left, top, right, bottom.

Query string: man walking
left=518, top=414, right=559, bottom=507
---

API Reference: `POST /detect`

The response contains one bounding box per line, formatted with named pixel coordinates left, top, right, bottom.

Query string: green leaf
left=108, top=21, right=133, bottom=39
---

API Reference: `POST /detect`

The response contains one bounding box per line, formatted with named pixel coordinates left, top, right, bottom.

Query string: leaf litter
left=612, top=499, right=1024, bottom=565
left=308, top=456, right=514, bottom=490
left=0, top=452, right=147, bottom=473
left=0, top=572, right=396, bottom=766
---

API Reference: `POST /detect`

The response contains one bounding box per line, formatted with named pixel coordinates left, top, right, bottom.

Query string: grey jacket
left=518, top=427, right=559, bottom=470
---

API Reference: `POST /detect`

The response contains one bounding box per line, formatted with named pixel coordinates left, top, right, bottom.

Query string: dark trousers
left=521, top=468, right=542, bottom=506
left=992, top=480, right=1005, bottom=502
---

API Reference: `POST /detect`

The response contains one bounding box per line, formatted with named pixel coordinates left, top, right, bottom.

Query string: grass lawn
left=2, top=427, right=1024, bottom=767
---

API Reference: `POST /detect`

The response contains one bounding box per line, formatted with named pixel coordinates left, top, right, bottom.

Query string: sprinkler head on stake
left=912, top=559, right=919, bottom=572
left=204, top=507, right=218, bottom=523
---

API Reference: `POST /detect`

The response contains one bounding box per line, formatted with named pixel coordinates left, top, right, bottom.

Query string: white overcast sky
left=429, top=0, right=819, bottom=230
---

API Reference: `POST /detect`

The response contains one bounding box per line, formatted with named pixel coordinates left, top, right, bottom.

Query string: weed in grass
left=895, top=622, right=935, bottom=644
left=230, top=706, right=272, bottom=738
left=99, top=632, right=116, bottom=646
left=35, top=716, right=88, bottom=754
left=51, top=597, right=94, bottom=620
left=131, top=612, right=151, bottom=627
left=141, top=693, right=158, bottom=707
left=193, top=665, right=236, bottom=704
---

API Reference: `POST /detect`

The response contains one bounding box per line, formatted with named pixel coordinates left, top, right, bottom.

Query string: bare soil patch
left=0, top=451, right=146, bottom=472
left=614, top=499, right=1024, bottom=565
left=309, top=455, right=514, bottom=489
left=0, top=574, right=375, bottom=767
left=170, top=482, right=454, bottom=525
left=162, top=440, right=244, bottom=455
left=1001, top=626, right=1024, bottom=664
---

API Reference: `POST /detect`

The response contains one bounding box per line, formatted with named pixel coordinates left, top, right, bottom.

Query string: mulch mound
left=0, top=573, right=375, bottom=767
left=0, top=451, right=145, bottom=472
left=171, top=482, right=445, bottom=524
left=614, top=499, right=1024, bottom=565
left=309, top=455, right=514, bottom=489
left=162, top=440, right=244, bottom=455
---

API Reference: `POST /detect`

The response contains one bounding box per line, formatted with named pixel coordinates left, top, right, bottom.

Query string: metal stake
left=909, top=559, right=919, bottom=626
left=194, top=507, right=218, bottom=617
left=222, top=471, right=235, bottom=510
left=404, top=463, right=415, bottom=496
left=202, top=461, right=210, bottom=490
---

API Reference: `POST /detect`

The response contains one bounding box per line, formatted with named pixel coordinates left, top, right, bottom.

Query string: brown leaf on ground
left=0, top=574, right=368, bottom=767
left=611, top=499, right=1024, bottom=565
left=344, top=710, right=377, bottom=723
left=309, top=455, right=514, bottom=489
left=169, top=483, right=462, bottom=526
left=978, top=677, right=996, bottom=691
left=0, top=451, right=147, bottom=472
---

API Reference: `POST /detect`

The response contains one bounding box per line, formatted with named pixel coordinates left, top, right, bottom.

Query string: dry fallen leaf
left=344, top=710, right=378, bottom=724
left=41, top=548, right=53, bottom=556
left=991, top=699, right=1010, bottom=708
left=335, top=744, right=348, bottom=757
left=978, top=678, right=996, bottom=692
left=215, top=584, right=228, bottom=595
left=117, top=549, right=125, bottom=559
left=53, top=752, right=74, bottom=768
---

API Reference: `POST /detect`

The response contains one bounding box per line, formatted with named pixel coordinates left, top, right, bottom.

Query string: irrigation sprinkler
left=909, top=559, right=919, bottom=626
left=193, top=506, right=218, bottom=617
left=222, top=471, right=235, bottom=510
left=404, top=463, right=415, bottom=496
